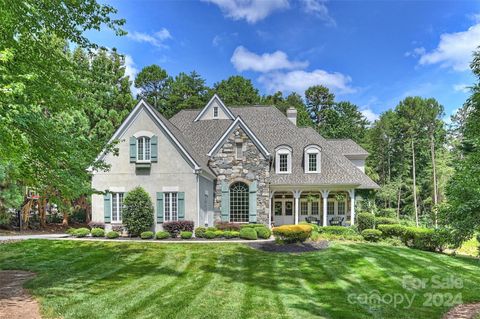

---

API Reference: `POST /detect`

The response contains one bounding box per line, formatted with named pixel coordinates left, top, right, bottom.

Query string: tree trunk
left=21, top=199, right=33, bottom=230
left=39, top=197, right=47, bottom=228
left=397, top=185, right=401, bottom=220
left=430, top=134, right=438, bottom=228
left=411, top=139, right=419, bottom=226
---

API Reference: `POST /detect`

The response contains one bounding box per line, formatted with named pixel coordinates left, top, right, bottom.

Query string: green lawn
left=1, top=240, right=479, bottom=319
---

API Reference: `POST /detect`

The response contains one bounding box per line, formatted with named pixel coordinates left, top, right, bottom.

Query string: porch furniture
left=305, top=216, right=322, bottom=226
left=329, top=216, right=344, bottom=226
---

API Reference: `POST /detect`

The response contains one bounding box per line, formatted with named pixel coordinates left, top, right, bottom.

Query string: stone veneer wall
left=209, top=126, right=270, bottom=225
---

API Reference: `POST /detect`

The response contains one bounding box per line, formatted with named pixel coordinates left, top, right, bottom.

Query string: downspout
left=195, top=170, right=201, bottom=229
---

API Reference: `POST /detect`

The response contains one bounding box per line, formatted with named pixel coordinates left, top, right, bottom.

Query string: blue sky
left=87, top=0, right=480, bottom=122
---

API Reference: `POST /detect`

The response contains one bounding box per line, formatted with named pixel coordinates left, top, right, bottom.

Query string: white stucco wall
left=198, top=99, right=231, bottom=120
left=91, top=107, right=199, bottom=231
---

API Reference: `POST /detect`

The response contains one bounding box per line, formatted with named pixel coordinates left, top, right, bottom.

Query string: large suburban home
left=91, top=94, right=379, bottom=232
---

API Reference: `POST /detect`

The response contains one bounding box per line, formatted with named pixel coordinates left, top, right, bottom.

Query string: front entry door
left=273, top=200, right=294, bottom=226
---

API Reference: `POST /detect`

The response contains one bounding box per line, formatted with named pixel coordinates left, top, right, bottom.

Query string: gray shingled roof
left=169, top=105, right=379, bottom=189
left=327, top=139, right=369, bottom=156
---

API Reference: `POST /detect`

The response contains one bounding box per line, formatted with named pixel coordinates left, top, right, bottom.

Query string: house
left=91, top=95, right=378, bottom=231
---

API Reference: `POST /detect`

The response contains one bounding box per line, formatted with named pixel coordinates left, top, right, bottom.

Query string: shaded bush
left=194, top=227, right=207, bottom=238
left=300, top=221, right=319, bottom=232
left=74, top=228, right=90, bottom=237
left=140, top=231, right=154, bottom=239
left=272, top=224, right=312, bottom=243
left=180, top=231, right=193, bottom=239
left=204, top=230, right=217, bottom=239
left=106, top=231, right=119, bottom=239
left=215, top=221, right=241, bottom=231
left=377, top=224, right=406, bottom=238
left=402, top=227, right=451, bottom=252
left=240, top=227, right=258, bottom=240
left=214, top=230, right=224, bottom=238
left=155, top=231, right=170, bottom=239
left=66, top=228, right=76, bottom=235
left=318, top=226, right=357, bottom=235
left=357, top=213, right=375, bottom=232
left=375, top=217, right=398, bottom=227
left=88, top=221, right=105, bottom=229
left=163, top=220, right=194, bottom=237
left=361, top=229, right=382, bottom=242
left=224, top=231, right=240, bottom=238
left=122, top=187, right=154, bottom=236
left=256, top=227, right=271, bottom=239
left=91, top=228, right=105, bottom=237
left=377, top=208, right=397, bottom=218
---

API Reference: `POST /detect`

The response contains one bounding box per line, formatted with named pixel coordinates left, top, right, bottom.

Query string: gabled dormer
left=194, top=94, right=235, bottom=121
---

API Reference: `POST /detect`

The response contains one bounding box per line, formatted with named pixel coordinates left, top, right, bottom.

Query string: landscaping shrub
left=377, top=208, right=397, bottom=218
left=214, top=230, right=224, bottom=238
left=300, top=221, right=319, bottom=232
left=140, top=231, right=154, bottom=239
left=318, top=226, right=356, bottom=235
left=66, top=228, right=76, bottom=235
left=180, top=231, right=193, bottom=239
left=122, top=187, right=154, bottom=236
left=215, top=221, right=241, bottom=231
left=88, top=221, right=105, bottom=229
left=155, top=231, right=170, bottom=239
left=361, top=229, right=382, bottom=242
left=106, top=231, right=119, bottom=239
left=240, top=224, right=267, bottom=229
left=91, top=228, right=105, bottom=237
left=194, top=227, right=207, bottom=238
left=256, top=227, right=271, bottom=239
left=204, top=230, right=217, bottom=239
left=313, top=232, right=364, bottom=242
left=224, top=231, right=240, bottom=238
left=0, top=211, right=12, bottom=229
left=375, top=217, right=398, bottom=227
left=357, top=213, right=375, bottom=232
left=402, top=227, right=451, bottom=252
left=377, top=224, right=407, bottom=238
left=163, top=220, right=195, bottom=237
left=207, top=227, right=217, bottom=231
left=382, top=237, right=404, bottom=247
left=74, top=228, right=90, bottom=237
left=239, top=227, right=258, bottom=240
left=272, top=224, right=312, bottom=243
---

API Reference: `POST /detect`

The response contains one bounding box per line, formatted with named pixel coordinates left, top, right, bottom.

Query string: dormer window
left=275, top=146, right=292, bottom=174
left=137, top=136, right=151, bottom=161
left=305, top=145, right=321, bottom=173
left=213, top=106, right=218, bottom=118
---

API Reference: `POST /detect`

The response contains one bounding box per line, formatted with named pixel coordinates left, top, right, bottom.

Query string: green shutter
left=129, top=137, right=137, bottom=163
left=104, top=193, right=111, bottom=223
left=249, top=181, right=257, bottom=223
left=221, top=181, right=229, bottom=221
left=156, top=192, right=164, bottom=223
left=178, top=192, right=185, bottom=220
left=151, top=135, right=158, bottom=162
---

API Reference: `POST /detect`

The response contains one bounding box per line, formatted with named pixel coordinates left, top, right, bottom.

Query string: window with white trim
left=137, top=136, right=151, bottom=161
left=279, top=154, right=288, bottom=172
left=304, top=145, right=321, bottom=173
left=300, top=201, right=309, bottom=215
left=327, top=200, right=335, bottom=215
left=213, top=106, right=218, bottom=118
left=338, top=201, right=346, bottom=215
left=275, top=146, right=292, bottom=174
left=164, top=192, right=178, bottom=221
left=311, top=201, right=319, bottom=215
left=111, top=192, right=124, bottom=223
left=229, top=182, right=249, bottom=222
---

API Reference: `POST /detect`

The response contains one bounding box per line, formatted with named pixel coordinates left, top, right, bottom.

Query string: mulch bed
left=248, top=240, right=329, bottom=253
left=443, top=302, right=480, bottom=319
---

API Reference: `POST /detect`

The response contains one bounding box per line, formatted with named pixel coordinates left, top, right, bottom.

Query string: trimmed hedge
left=361, top=229, right=382, bottom=242
left=377, top=224, right=406, bottom=238
left=256, top=227, right=272, bottom=239
left=203, top=231, right=216, bottom=239
left=194, top=227, right=207, bottom=238
left=66, top=228, right=76, bottom=235
left=106, top=231, right=119, bottom=239
left=163, top=221, right=194, bottom=237
left=375, top=217, right=398, bottom=227
left=155, top=231, right=170, bottom=240
left=180, top=231, right=193, bottom=239
left=140, top=231, right=154, bottom=239
left=240, top=224, right=267, bottom=229
left=74, top=228, right=90, bottom=237
left=318, top=226, right=356, bottom=235
left=224, top=231, right=240, bottom=238
left=357, top=213, right=375, bottom=232
left=214, top=230, right=224, bottom=238
left=240, top=227, right=258, bottom=240
left=272, top=224, right=312, bottom=243
left=215, top=222, right=241, bottom=231
left=402, top=227, right=451, bottom=252
left=91, top=228, right=105, bottom=237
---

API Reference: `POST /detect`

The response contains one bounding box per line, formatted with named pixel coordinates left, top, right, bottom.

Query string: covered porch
left=269, top=187, right=357, bottom=227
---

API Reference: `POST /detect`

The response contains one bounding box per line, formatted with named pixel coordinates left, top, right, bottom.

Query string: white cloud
left=231, top=46, right=308, bottom=72
left=300, top=0, right=335, bottom=26
left=415, top=22, right=480, bottom=71
left=453, top=83, right=470, bottom=93
left=360, top=108, right=379, bottom=122
left=124, top=54, right=140, bottom=96
left=202, top=0, right=289, bottom=23
left=212, top=35, right=222, bottom=47
left=258, top=69, right=355, bottom=94
left=127, top=28, right=172, bottom=48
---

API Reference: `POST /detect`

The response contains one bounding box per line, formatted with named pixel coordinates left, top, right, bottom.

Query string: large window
left=229, top=182, right=249, bottom=222
left=111, top=192, right=124, bottom=223
left=164, top=192, right=178, bottom=221
left=304, top=145, right=321, bottom=173
left=275, top=146, right=292, bottom=174
left=137, top=136, right=151, bottom=161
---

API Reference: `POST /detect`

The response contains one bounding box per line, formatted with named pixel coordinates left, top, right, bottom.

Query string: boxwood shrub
left=106, top=231, right=119, bottom=239
left=90, top=228, right=105, bottom=237
left=375, top=217, right=398, bottom=227
left=256, top=227, right=272, bottom=239
left=240, top=224, right=267, bottom=229
left=163, top=220, right=195, bottom=238
left=66, top=228, right=76, bottom=235
left=194, top=227, right=207, bottom=238
left=361, top=229, right=382, bottom=242
left=402, top=227, right=451, bottom=252
left=204, top=230, right=217, bottom=239
left=122, top=187, right=154, bottom=236
left=74, top=228, right=90, bottom=237
left=272, top=224, right=312, bottom=243
left=215, top=222, right=241, bottom=231
left=214, top=230, right=224, bottom=238
left=224, top=231, right=240, bottom=238
left=155, top=231, right=170, bottom=240
left=357, top=213, right=375, bottom=232
left=180, top=231, right=193, bottom=239
left=140, top=231, right=154, bottom=239
left=377, top=224, right=407, bottom=238
left=318, top=226, right=356, bottom=235
left=240, top=227, right=258, bottom=240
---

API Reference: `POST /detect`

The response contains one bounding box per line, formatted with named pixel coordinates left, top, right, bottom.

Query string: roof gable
left=194, top=94, right=235, bottom=121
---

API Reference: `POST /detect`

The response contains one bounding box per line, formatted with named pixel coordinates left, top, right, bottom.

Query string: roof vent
left=287, top=107, right=297, bottom=126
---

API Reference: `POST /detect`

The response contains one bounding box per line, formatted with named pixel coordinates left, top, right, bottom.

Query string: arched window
left=304, top=145, right=321, bottom=173
left=275, top=145, right=292, bottom=174
left=137, top=136, right=151, bottom=161
left=230, top=182, right=249, bottom=222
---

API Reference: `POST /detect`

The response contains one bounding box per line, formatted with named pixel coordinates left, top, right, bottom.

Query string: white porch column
left=348, top=189, right=355, bottom=225
left=293, top=190, right=302, bottom=225
left=269, top=191, right=275, bottom=228
left=321, top=190, right=330, bottom=226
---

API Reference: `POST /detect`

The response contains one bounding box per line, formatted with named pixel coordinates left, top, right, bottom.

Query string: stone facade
left=209, top=126, right=270, bottom=225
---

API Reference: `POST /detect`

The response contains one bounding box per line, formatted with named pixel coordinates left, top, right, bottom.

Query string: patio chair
left=329, top=216, right=344, bottom=226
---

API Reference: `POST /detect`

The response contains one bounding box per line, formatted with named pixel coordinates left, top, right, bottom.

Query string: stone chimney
left=287, top=107, right=297, bottom=126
